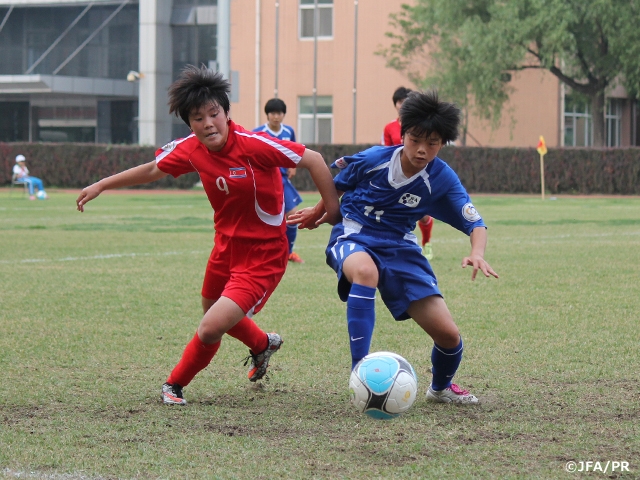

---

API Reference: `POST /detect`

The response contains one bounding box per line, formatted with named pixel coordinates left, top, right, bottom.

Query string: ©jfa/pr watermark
left=565, top=461, right=630, bottom=474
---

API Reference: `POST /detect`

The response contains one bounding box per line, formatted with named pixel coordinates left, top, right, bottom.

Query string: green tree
left=380, top=0, right=640, bottom=146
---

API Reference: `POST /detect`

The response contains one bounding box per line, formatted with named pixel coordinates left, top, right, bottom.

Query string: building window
left=299, top=0, right=333, bottom=39
left=0, top=102, right=29, bottom=142
left=34, top=104, right=97, bottom=143
left=564, top=95, right=592, bottom=147
left=606, top=98, right=622, bottom=147
left=0, top=4, right=138, bottom=78
left=298, top=96, right=332, bottom=144
left=172, top=25, right=217, bottom=80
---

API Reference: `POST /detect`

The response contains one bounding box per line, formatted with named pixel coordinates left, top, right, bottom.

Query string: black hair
left=264, top=98, right=287, bottom=115
left=392, top=86, right=412, bottom=105
left=399, top=90, right=461, bottom=144
left=168, top=65, right=231, bottom=127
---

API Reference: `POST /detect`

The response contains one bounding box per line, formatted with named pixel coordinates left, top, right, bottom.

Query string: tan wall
left=229, top=1, right=634, bottom=148
left=230, top=0, right=409, bottom=144
left=465, top=69, right=561, bottom=148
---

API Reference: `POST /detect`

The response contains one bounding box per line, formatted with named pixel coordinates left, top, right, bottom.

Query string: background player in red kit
left=76, top=65, right=341, bottom=405
left=383, top=86, right=435, bottom=260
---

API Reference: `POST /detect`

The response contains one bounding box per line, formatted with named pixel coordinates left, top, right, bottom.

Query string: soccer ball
left=36, top=190, right=48, bottom=200
left=349, top=351, right=418, bottom=419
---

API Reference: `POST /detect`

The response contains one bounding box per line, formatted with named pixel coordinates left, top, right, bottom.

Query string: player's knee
left=434, top=327, right=461, bottom=349
left=197, top=323, right=223, bottom=344
left=350, top=263, right=378, bottom=287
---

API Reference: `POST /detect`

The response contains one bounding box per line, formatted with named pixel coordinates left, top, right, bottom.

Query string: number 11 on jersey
left=363, top=206, right=384, bottom=222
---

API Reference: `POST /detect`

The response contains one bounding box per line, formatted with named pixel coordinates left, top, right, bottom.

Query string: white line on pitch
left=0, top=250, right=210, bottom=265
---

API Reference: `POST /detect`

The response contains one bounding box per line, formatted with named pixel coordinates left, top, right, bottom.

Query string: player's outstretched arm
left=287, top=199, right=325, bottom=230
left=296, top=149, right=341, bottom=226
left=287, top=190, right=344, bottom=230
left=461, top=227, right=499, bottom=280
left=76, top=161, right=168, bottom=212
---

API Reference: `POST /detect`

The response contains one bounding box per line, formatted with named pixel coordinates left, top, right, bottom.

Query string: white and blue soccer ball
left=349, top=351, right=418, bottom=419
left=36, top=190, right=48, bottom=200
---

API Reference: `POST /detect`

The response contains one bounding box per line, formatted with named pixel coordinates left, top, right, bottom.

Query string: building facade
left=0, top=0, right=217, bottom=146
left=1, top=0, right=638, bottom=149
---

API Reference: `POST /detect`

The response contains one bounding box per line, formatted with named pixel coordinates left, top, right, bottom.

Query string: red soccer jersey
left=155, top=121, right=306, bottom=239
left=382, top=119, right=402, bottom=146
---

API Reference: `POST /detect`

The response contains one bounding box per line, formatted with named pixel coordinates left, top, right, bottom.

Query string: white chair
left=10, top=173, right=29, bottom=197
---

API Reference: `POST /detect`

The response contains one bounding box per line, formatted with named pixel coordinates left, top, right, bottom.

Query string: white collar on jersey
left=265, top=124, right=285, bottom=137
left=388, top=147, right=432, bottom=193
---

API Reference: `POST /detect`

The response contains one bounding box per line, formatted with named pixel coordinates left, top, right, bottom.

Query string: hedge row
left=0, top=143, right=198, bottom=189
left=440, top=146, right=640, bottom=195
left=2, top=142, right=640, bottom=194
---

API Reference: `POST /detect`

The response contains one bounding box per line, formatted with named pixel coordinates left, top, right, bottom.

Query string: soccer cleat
left=162, top=382, right=187, bottom=405
left=245, top=333, right=283, bottom=382
left=288, top=252, right=304, bottom=263
left=422, top=242, right=434, bottom=261
left=426, top=383, right=478, bottom=404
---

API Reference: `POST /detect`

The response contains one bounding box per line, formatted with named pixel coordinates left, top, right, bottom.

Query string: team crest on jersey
left=462, top=203, right=481, bottom=222
left=398, top=193, right=421, bottom=208
left=229, top=167, right=247, bottom=178
left=334, top=157, right=348, bottom=169
left=161, top=140, right=176, bottom=152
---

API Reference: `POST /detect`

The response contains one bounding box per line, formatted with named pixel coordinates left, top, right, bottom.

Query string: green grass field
left=1, top=189, right=639, bottom=479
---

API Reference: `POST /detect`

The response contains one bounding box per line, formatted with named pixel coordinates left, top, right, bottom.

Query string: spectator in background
left=382, top=87, right=434, bottom=260
left=13, top=154, right=47, bottom=200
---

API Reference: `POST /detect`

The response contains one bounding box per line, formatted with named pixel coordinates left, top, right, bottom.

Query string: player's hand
left=287, top=206, right=324, bottom=230
left=461, top=254, right=499, bottom=281
left=76, top=184, right=102, bottom=212
left=322, top=209, right=342, bottom=227
left=287, top=168, right=297, bottom=179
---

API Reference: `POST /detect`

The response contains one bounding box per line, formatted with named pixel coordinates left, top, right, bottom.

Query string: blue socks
left=431, top=337, right=463, bottom=390
left=347, top=284, right=377, bottom=370
left=346, top=282, right=464, bottom=390
left=286, top=224, right=298, bottom=253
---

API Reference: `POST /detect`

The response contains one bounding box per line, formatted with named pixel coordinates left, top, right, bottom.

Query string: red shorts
left=201, top=233, right=289, bottom=316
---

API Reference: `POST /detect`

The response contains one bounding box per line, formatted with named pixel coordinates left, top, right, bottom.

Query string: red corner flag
left=537, top=136, right=547, bottom=156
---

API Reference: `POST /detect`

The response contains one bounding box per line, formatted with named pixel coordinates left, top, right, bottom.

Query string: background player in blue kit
left=289, top=90, right=499, bottom=404
left=254, top=98, right=305, bottom=263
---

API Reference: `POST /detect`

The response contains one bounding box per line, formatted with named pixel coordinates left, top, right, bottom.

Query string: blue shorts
left=283, top=177, right=302, bottom=213
left=325, top=221, right=441, bottom=320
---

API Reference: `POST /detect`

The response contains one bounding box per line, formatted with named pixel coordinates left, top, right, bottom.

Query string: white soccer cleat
left=426, top=383, right=478, bottom=404
left=162, top=382, right=187, bottom=405
left=245, top=333, right=283, bottom=382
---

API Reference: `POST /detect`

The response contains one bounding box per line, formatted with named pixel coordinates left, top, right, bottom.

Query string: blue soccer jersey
left=253, top=123, right=296, bottom=143
left=326, top=145, right=486, bottom=320
left=331, top=145, right=485, bottom=237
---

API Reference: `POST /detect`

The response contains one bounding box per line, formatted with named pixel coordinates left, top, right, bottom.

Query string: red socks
left=418, top=216, right=434, bottom=245
left=226, top=316, right=268, bottom=354
left=167, top=332, right=220, bottom=387
left=166, top=318, right=268, bottom=387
